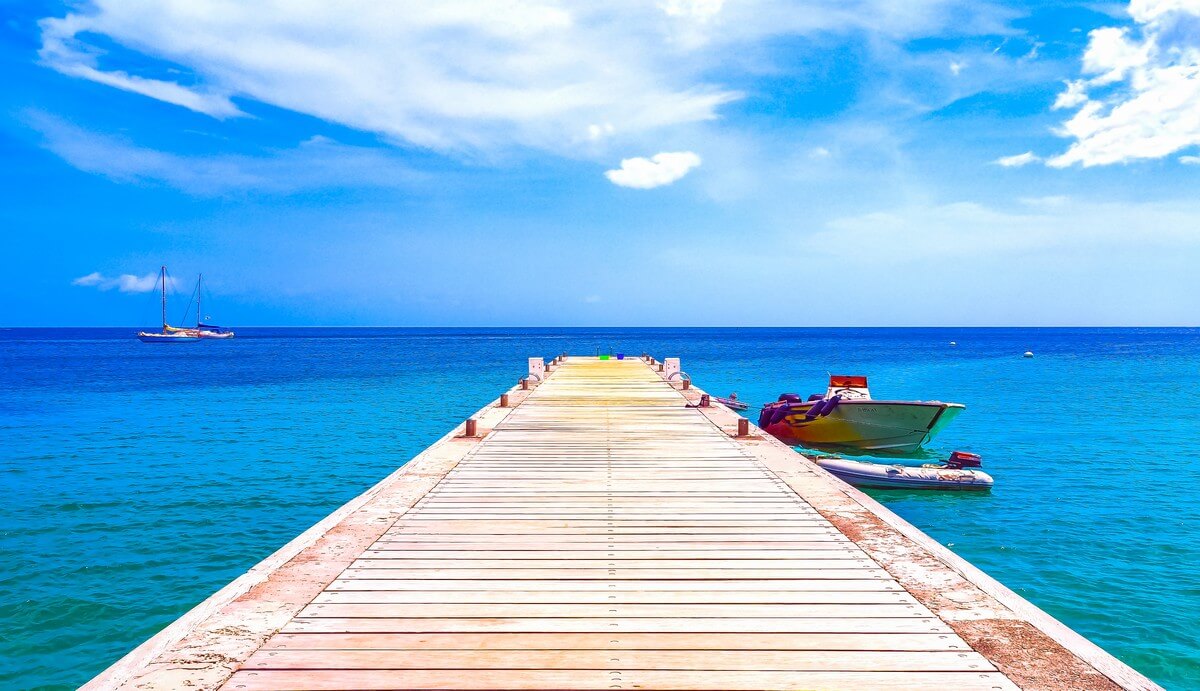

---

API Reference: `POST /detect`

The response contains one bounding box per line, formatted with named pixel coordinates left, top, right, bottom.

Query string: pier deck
left=86, top=357, right=1157, bottom=690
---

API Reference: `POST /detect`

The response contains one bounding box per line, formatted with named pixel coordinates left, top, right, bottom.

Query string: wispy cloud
left=72, top=271, right=167, bottom=293
left=994, top=151, right=1040, bottom=167
left=1049, top=0, right=1200, bottom=167
left=34, top=1, right=1014, bottom=156
left=810, top=199, right=1200, bottom=264
left=605, top=151, right=702, bottom=189
left=36, top=2, right=745, bottom=154
left=27, top=112, right=422, bottom=196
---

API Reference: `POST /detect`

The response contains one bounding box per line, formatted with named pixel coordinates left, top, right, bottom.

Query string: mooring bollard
left=737, top=418, right=749, bottom=436
left=700, top=394, right=710, bottom=407
left=464, top=418, right=478, bottom=437
left=658, top=364, right=664, bottom=372
left=521, top=378, right=530, bottom=390
left=500, top=393, right=510, bottom=407
left=682, top=379, right=691, bottom=390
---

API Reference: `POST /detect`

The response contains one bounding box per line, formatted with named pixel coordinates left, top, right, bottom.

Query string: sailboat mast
left=160, top=265, right=167, bottom=330
left=197, top=274, right=203, bottom=328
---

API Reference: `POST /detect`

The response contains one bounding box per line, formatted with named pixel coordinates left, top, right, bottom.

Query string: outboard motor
left=945, top=451, right=982, bottom=469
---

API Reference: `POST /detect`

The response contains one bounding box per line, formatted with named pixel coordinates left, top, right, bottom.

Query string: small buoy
left=1023, top=351, right=1034, bottom=358
left=949, top=341, right=957, bottom=346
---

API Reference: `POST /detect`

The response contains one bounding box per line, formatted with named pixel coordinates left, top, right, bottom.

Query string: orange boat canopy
left=829, top=375, right=868, bottom=388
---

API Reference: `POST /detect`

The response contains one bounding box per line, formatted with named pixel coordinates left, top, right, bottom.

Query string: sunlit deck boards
left=222, top=358, right=1016, bottom=690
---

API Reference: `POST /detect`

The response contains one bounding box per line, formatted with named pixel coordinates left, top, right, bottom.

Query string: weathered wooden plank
left=349, top=558, right=874, bottom=569
left=297, top=603, right=928, bottom=619
left=224, top=669, right=1017, bottom=690
left=324, top=579, right=904, bottom=592
left=260, top=631, right=970, bottom=651
left=282, top=616, right=953, bottom=634
left=242, top=648, right=995, bottom=672
left=312, top=590, right=919, bottom=604
left=338, top=568, right=891, bottom=580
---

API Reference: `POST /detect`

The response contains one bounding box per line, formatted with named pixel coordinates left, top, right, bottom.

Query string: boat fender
left=768, top=404, right=791, bottom=427
left=819, top=395, right=841, bottom=417
left=805, top=399, right=828, bottom=420
left=758, top=407, right=773, bottom=428
left=779, top=393, right=801, bottom=403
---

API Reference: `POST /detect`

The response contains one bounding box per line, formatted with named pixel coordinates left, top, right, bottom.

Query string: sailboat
left=137, top=267, right=201, bottom=343
left=192, top=274, right=235, bottom=339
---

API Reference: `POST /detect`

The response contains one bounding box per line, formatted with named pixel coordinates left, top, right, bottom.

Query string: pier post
left=499, top=393, right=509, bottom=407
left=464, top=418, right=478, bottom=437
left=737, top=417, right=749, bottom=436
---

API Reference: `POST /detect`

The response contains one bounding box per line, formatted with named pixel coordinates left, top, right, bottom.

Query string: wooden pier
left=85, top=356, right=1158, bottom=690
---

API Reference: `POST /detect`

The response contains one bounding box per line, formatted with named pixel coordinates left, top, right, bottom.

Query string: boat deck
left=85, top=357, right=1157, bottom=690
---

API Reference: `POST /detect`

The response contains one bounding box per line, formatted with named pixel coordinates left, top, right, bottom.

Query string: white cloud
left=1019, top=195, right=1070, bottom=207
left=809, top=146, right=832, bottom=159
left=37, top=1, right=742, bottom=154
left=72, top=271, right=167, bottom=293
left=583, top=295, right=603, bottom=303
left=994, top=151, right=1040, bottom=167
left=71, top=272, right=104, bottom=287
left=27, top=112, right=421, bottom=195
left=1049, top=0, right=1200, bottom=166
left=810, top=198, right=1200, bottom=265
left=35, top=1, right=1016, bottom=156
left=605, top=151, right=702, bottom=188
left=659, top=0, right=726, bottom=22
left=1052, top=80, right=1088, bottom=110
left=1181, top=155, right=1200, bottom=164
left=587, top=123, right=616, bottom=141
left=949, top=60, right=966, bottom=75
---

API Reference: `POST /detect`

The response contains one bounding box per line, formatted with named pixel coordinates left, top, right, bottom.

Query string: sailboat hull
left=137, top=332, right=201, bottom=343
left=762, top=400, right=964, bottom=453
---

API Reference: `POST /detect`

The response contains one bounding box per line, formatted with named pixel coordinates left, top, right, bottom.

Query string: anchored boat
left=714, top=393, right=749, bottom=411
left=136, top=269, right=235, bottom=342
left=191, top=274, right=235, bottom=339
left=814, top=451, right=993, bottom=490
left=137, top=267, right=201, bottom=343
left=758, top=375, right=963, bottom=453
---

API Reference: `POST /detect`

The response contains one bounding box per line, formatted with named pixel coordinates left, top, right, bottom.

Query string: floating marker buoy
left=950, top=341, right=957, bottom=346
left=1023, top=351, right=1034, bottom=358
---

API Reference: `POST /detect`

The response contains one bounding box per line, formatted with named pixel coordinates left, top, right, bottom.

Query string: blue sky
left=3, top=0, right=1199, bottom=326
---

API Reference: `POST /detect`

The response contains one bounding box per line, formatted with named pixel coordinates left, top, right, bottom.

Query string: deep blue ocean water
left=1, top=327, right=1198, bottom=689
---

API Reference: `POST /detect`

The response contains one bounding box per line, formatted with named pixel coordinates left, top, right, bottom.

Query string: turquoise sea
left=2, top=327, right=1198, bottom=689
